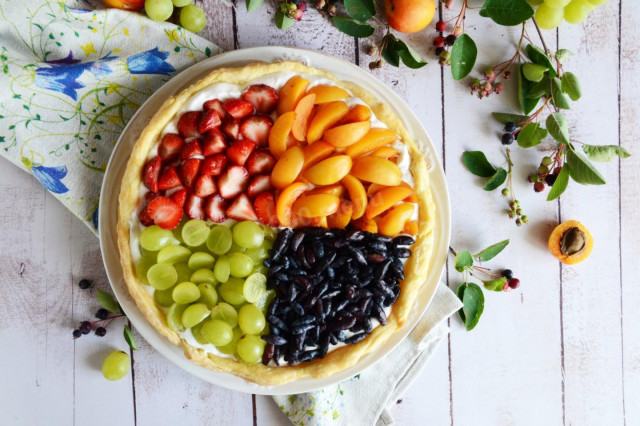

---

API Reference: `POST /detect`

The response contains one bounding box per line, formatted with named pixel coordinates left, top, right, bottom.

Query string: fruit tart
left=117, top=61, right=435, bottom=385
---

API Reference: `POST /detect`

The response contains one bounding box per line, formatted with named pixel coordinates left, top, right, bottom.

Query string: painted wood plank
left=197, top=0, right=236, bottom=52
left=557, top=4, right=625, bottom=424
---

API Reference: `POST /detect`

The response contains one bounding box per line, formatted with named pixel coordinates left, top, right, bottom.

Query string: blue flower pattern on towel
left=32, top=165, right=69, bottom=194
left=126, top=48, right=176, bottom=75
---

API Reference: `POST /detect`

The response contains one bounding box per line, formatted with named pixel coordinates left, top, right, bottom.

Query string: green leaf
left=492, top=112, right=530, bottom=125
left=332, top=17, right=374, bottom=38
left=519, top=64, right=541, bottom=115
left=525, top=44, right=557, bottom=78
left=275, top=9, right=294, bottom=30
left=483, top=277, right=507, bottom=292
left=97, top=289, right=120, bottom=313
left=450, top=34, right=477, bottom=80
left=474, top=239, right=509, bottom=262
left=381, top=35, right=427, bottom=69
left=343, top=0, right=376, bottom=21
left=546, top=113, right=570, bottom=144
left=517, top=122, right=548, bottom=148
left=551, top=77, right=570, bottom=109
left=479, top=0, right=533, bottom=26
left=527, top=76, right=550, bottom=99
left=547, top=165, right=570, bottom=201
left=454, top=250, right=473, bottom=272
left=582, top=144, right=631, bottom=162
left=483, top=168, right=507, bottom=191
left=462, top=151, right=496, bottom=178
left=246, top=0, right=263, bottom=12
left=555, top=49, right=573, bottom=62
left=561, top=72, right=581, bottom=101
left=381, top=38, right=400, bottom=67
left=397, top=41, right=428, bottom=69
left=522, top=63, right=547, bottom=82
left=124, top=324, right=137, bottom=350
left=456, top=283, right=484, bottom=331
left=566, top=147, right=606, bottom=185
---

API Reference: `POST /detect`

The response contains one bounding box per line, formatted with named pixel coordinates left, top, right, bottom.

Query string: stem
left=89, top=314, right=125, bottom=326
left=449, top=247, right=458, bottom=256
left=531, top=17, right=550, bottom=54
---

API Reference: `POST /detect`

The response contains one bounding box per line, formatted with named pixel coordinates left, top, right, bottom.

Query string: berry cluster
left=529, top=154, right=564, bottom=193
left=72, top=279, right=124, bottom=339
left=500, top=269, right=520, bottom=292
left=431, top=0, right=467, bottom=66
left=501, top=121, right=518, bottom=145
left=279, top=0, right=308, bottom=21
left=314, top=0, right=336, bottom=17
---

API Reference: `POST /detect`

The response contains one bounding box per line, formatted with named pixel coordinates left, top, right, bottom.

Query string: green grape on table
left=201, top=319, right=233, bottom=346
left=206, top=225, right=233, bottom=255
left=190, top=322, right=209, bottom=345
left=139, top=225, right=178, bottom=251
left=191, top=268, right=218, bottom=285
left=228, top=252, right=254, bottom=278
left=214, top=254, right=230, bottom=283
left=147, top=263, right=178, bottom=290
left=242, top=272, right=267, bottom=303
left=167, top=303, right=188, bottom=332
left=154, top=285, right=176, bottom=307
left=182, top=303, right=211, bottom=329
left=219, top=277, right=247, bottom=306
left=216, top=327, right=242, bottom=355
left=102, top=350, right=131, bottom=381
left=210, top=302, right=238, bottom=327
left=232, top=221, right=265, bottom=249
left=172, top=0, right=192, bottom=6
left=180, top=4, right=207, bottom=33
left=188, top=251, right=215, bottom=270
left=236, top=334, right=265, bottom=363
left=543, top=0, right=571, bottom=7
left=535, top=3, right=565, bottom=29
left=198, top=282, right=218, bottom=307
left=238, top=304, right=266, bottom=335
left=157, top=245, right=192, bottom=265
left=564, top=0, right=591, bottom=23
left=172, top=281, right=201, bottom=304
left=145, top=0, right=173, bottom=22
left=182, top=219, right=210, bottom=247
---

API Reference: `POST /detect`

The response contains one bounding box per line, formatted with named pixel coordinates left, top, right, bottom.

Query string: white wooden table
left=1, top=1, right=638, bottom=425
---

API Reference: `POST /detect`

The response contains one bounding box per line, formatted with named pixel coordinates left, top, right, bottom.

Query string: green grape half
left=201, top=319, right=233, bottom=346
left=254, top=289, right=276, bottom=315
left=172, top=282, right=201, bottom=304
left=147, top=263, right=178, bottom=290
left=198, top=283, right=218, bottom=307
left=242, top=273, right=267, bottom=303
left=214, top=254, right=230, bottom=283
left=232, top=221, right=265, bottom=249
left=206, top=226, right=233, bottom=255
left=174, top=261, right=192, bottom=283
left=145, top=0, right=173, bottom=21
left=167, top=303, right=188, bottom=332
left=219, top=278, right=246, bottom=306
left=238, top=304, right=266, bottom=335
left=564, top=0, right=590, bottom=23
left=172, top=0, right=192, bottom=6
left=139, top=225, right=178, bottom=251
left=228, top=252, right=254, bottom=278
left=136, top=254, right=156, bottom=285
left=191, top=269, right=218, bottom=285
left=543, top=0, right=571, bottom=7
left=261, top=225, right=278, bottom=242
left=157, top=245, right=192, bottom=265
left=236, top=334, right=265, bottom=363
left=182, top=303, right=211, bottom=329
left=216, top=327, right=242, bottom=355
left=188, top=252, right=215, bottom=270
left=179, top=4, right=207, bottom=33
left=154, top=285, right=176, bottom=307
left=182, top=219, right=210, bottom=247
left=535, top=3, right=565, bottom=29
left=102, top=350, right=131, bottom=381
left=190, top=322, right=209, bottom=345
left=210, top=302, right=238, bottom=327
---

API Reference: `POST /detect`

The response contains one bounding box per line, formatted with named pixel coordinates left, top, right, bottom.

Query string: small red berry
left=436, top=20, right=446, bottom=32
left=508, top=278, right=520, bottom=289
left=534, top=182, right=545, bottom=192
left=433, top=36, right=445, bottom=48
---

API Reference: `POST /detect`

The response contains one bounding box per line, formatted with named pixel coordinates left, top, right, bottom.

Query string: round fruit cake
left=117, top=61, right=435, bottom=385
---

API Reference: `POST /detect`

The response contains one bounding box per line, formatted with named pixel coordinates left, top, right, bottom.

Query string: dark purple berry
left=534, top=182, right=545, bottom=192
left=435, top=46, right=445, bottom=56
left=72, top=329, right=82, bottom=339
left=501, top=269, right=513, bottom=280
left=508, top=278, right=520, bottom=289
left=444, top=34, right=457, bottom=46
left=96, top=308, right=109, bottom=320
left=501, top=133, right=514, bottom=145
left=78, top=279, right=92, bottom=289
left=79, top=321, right=92, bottom=335
left=545, top=174, right=557, bottom=186
left=504, top=122, right=517, bottom=133
left=95, top=327, right=107, bottom=337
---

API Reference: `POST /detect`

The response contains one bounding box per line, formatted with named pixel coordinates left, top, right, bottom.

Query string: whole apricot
left=384, top=0, right=436, bottom=34
left=103, top=0, right=145, bottom=10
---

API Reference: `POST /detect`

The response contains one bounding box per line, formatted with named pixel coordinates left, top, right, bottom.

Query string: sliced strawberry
left=198, top=109, right=222, bottom=134
left=204, top=194, right=228, bottom=223
left=222, top=99, right=255, bottom=119
left=240, top=115, right=273, bottom=147
left=226, top=140, right=256, bottom=166
left=242, top=84, right=278, bottom=114
left=158, top=133, right=185, bottom=162
left=158, top=166, right=182, bottom=190
left=201, top=154, right=228, bottom=176
left=226, top=193, right=258, bottom=221
left=170, top=187, right=188, bottom=208
left=202, top=128, right=228, bottom=156
left=145, top=191, right=159, bottom=204
left=245, top=150, right=277, bottom=175
left=194, top=174, right=217, bottom=198
left=185, top=194, right=205, bottom=220
left=218, top=165, right=249, bottom=199
left=147, top=196, right=183, bottom=230
left=143, top=156, right=162, bottom=193
left=203, top=98, right=228, bottom=121
left=221, top=118, right=241, bottom=140
left=247, top=174, right=274, bottom=199
left=139, top=204, right=155, bottom=226
left=180, top=158, right=202, bottom=190
left=177, top=111, right=202, bottom=139
left=253, top=192, right=279, bottom=226
left=180, top=140, right=203, bottom=161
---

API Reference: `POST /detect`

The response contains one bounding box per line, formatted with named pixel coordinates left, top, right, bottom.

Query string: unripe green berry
left=538, top=165, right=549, bottom=175
left=541, top=156, right=552, bottom=166
left=521, top=215, right=529, bottom=224
left=515, top=218, right=522, bottom=226
left=501, top=188, right=510, bottom=197
left=528, top=174, right=540, bottom=183
left=516, top=208, right=523, bottom=215
left=439, top=50, right=451, bottom=61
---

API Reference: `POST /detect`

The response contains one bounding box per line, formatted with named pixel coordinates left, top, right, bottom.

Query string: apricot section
left=350, top=156, right=402, bottom=186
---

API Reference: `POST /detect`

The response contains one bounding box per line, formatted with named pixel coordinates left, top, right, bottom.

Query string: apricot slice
left=269, top=111, right=296, bottom=158
left=276, top=182, right=307, bottom=227
left=327, top=200, right=353, bottom=229
left=301, top=141, right=335, bottom=171
left=277, top=76, right=310, bottom=115
left=306, top=101, right=350, bottom=144
left=366, top=183, right=387, bottom=197
left=292, top=93, right=316, bottom=141
left=306, top=183, right=345, bottom=197
left=345, top=128, right=400, bottom=158
left=351, top=156, right=402, bottom=186
left=366, top=186, right=414, bottom=219
left=341, top=174, right=367, bottom=220
left=303, top=155, right=352, bottom=186
left=339, top=104, right=372, bottom=124
left=548, top=220, right=593, bottom=264
left=271, top=146, right=304, bottom=189
left=306, top=85, right=350, bottom=103
left=324, top=121, right=371, bottom=148
left=352, top=216, right=378, bottom=233
left=398, top=180, right=419, bottom=202
left=371, top=146, right=401, bottom=160
left=293, top=194, right=341, bottom=218
left=378, top=203, right=415, bottom=237
left=403, top=220, right=419, bottom=236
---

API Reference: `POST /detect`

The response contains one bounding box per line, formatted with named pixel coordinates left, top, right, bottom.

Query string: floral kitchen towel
left=0, top=0, right=219, bottom=233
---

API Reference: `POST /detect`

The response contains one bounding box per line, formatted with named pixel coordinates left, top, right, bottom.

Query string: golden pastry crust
left=117, top=61, right=435, bottom=386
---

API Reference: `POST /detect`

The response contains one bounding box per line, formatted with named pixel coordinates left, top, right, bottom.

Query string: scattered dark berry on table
left=444, top=34, right=457, bottom=46
left=508, top=278, right=520, bottom=289
left=501, top=133, right=514, bottom=145
left=95, top=327, right=107, bottom=337
left=79, top=321, right=92, bottom=335
left=501, top=269, right=514, bottom=280
left=78, top=279, right=92, bottom=290
left=545, top=174, right=557, bottom=186
left=534, top=182, right=545, bottom=192
left=504, top=122, right=517, bottom=133
left=96, top=308, right=109, bottom=320
left=73, top=329, right=82, bottom=339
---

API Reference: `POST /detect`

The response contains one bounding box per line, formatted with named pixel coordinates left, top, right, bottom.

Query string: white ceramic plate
left=99, top=46, right=450, bottom=395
